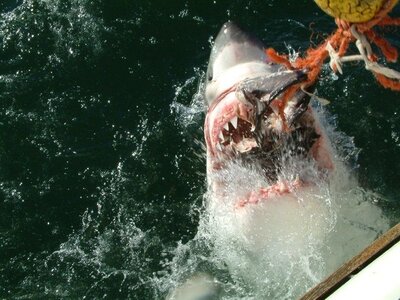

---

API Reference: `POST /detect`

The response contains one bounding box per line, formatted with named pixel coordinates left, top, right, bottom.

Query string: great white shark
left=204, top=21, right=333, bottom=209
left=169, top=21, right=339, bottom=300
left=167, top=22, right=390, bottom=300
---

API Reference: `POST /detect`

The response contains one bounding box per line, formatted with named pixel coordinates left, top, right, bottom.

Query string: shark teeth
left=230, top=116, right=238, bottom=129
left=222, top=116, right=238, bottom=132
left=219, top=131, right=224, bottom=141
left=216, top=143, right=222, bottom=151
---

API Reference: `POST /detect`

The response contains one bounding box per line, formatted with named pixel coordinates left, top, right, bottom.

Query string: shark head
left=205, top=22, right=274, bottom=106
left=204, top=22, right=311, bottom=162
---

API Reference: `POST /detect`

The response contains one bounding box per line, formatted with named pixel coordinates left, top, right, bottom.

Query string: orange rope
left=375, top=72, right=400, bottom=90
left=265, top=48, right=293, bottom=69
left=266, top=0, right=400, bottom=107
left=266, top=29, right=350, bottom=87
left=376, top=16, right=400, bottom=26
left=364, top=30, right=398, bottom=62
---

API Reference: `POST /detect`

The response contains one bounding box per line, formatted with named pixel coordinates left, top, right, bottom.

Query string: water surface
left=0, top=0, right=399, bottom=299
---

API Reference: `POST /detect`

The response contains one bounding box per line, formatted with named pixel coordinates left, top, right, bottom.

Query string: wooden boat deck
left=300, top=223, right=400, bottom=300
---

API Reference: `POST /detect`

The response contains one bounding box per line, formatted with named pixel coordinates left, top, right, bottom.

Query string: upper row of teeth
left=216, top=116, right=238, bottom=150
left=224, top=116, right=238, bottom=130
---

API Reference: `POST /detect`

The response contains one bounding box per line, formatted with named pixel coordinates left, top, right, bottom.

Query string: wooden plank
left=300, top=223, right=400, bottom=300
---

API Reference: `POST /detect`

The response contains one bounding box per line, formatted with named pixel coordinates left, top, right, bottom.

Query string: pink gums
left=204, top=89, right=254, bottom=157
left=205, top=88, right=334, bottom=208
left=236, top=179, right=305, bottom=208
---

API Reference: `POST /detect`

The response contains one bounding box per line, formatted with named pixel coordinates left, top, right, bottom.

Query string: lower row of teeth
left=216, top=116, right=241, bottom=151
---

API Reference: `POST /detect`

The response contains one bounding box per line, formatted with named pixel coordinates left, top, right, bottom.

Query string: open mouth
left=205, top=85, right=334, bottom=205
left=204, top=91, right=259, bottom=158
left=217, top=115, right=257, bottom=152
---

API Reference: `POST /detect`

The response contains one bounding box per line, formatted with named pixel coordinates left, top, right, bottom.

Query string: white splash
left=165, top=101, right=390, bottom=300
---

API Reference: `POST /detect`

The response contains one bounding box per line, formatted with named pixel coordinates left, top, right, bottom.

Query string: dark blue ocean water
left=0, top=0, right=399, bottom=299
